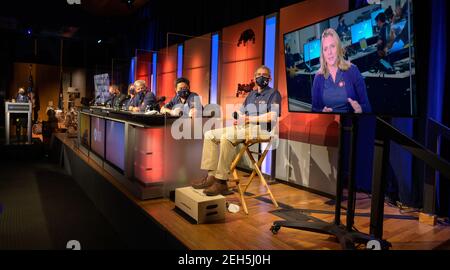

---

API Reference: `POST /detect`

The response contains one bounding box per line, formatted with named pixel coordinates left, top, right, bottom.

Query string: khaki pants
left=200, top=124, right=271, bottom=180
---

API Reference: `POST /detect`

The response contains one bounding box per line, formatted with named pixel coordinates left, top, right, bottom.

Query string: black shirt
left=377, top=23, right=390, bottom=52
left=240, top=86, right=282, bottom=116
left=164, top=91, right=202, bottom=110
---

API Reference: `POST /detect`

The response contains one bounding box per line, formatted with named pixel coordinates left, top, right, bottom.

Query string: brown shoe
left=203, top=180, right=230, bottom=196
left=192, top=175, right=216, bottom=189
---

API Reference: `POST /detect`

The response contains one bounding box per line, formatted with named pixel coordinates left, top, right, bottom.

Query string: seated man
left=128, top=80, right=159, bottom=112
left=160, top=77, right=202, bottom=117
left=192, top=65, right=281, bottom=196
left=375, top=12, right=390, bottom=58
left=105, top=84, right=126, bottom=109
left=123, top=83, right=136, bottom=110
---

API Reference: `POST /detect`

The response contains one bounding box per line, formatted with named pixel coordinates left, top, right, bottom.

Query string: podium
left=4, top=102, right=32, bottom=144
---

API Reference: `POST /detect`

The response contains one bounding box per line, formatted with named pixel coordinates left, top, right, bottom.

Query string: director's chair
left=229, top=137, right=279, bottom=215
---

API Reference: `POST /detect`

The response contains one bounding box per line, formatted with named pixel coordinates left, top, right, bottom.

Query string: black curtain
left=439, top=5, right=450, bottom=218
left=128, top=0, right=305, bottom=51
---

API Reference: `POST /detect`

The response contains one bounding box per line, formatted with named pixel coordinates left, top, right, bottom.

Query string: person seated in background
left=384, top=6, right=394, bottom=24
left=106, top=84, right=126, bottom=109
left=285, top=44, right=296, bottom=69
left=13, top=87, right=31, bottom=142
left=42, top=104, right=59, bottom=146
left=311, top=28, right=371, bottom=114
left=160, top=77, right=202, bottom=117
left=336, top=14, right=349, bottom=40
left=191, top=65, right=281, bottom=196
left=128, top=80, right=159, bottom=112
left=375, top=12, right=390, bottom=58
left=393, top=2, right=408, bottom=24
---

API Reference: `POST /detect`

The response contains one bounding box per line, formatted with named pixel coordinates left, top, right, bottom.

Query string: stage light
left=26, top=29, right=32, bottom=35
left=122, top=0, right=135, bottom=8
left=97, top=39, right=102, bottom=44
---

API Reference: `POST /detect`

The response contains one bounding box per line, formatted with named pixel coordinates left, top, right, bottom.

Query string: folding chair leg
left=232, top=169, right=239, bottom=181
left=228, top=140, right=278, bottom=215
left=254, top=163, right=279, bottom=208
left=237, top=182, right=249, bottom=215
left=230, top=145, right=247, bottom=175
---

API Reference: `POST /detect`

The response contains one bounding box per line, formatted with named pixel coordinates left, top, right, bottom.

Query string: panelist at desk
left=127, top=80, right=159, bottom=112
left=160, top=77, right=202, bottom=117
left=105, top=84, right=127, bottom=109
left=76, top=104, right=210, bottom=200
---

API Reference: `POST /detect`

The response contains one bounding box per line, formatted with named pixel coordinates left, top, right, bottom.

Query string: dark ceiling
left=0, top=0, right=310, bottom=67
left=0, top=0, right=149, bottom=40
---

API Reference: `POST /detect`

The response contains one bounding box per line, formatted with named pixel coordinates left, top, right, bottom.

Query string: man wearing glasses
left=192, top=65, right=281, bottom=196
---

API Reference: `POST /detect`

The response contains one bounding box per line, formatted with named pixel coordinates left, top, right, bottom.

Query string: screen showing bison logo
left=236, top=80, right=256, bottom=97
left=237, top=29, right=256, bottom=47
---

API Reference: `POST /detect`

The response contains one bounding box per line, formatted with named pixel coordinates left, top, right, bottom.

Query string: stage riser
left=60, top=141, right=186, bottom=250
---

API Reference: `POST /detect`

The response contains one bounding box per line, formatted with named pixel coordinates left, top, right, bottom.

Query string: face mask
left=177, top=89, right=190, bottom=99
left=129, top=88, right=135, bottom=95
left=255, top=76, right=270, bottom=88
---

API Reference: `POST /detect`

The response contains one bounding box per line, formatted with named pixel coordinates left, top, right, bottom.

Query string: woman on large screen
left=311, top=28, right=371, bottom=113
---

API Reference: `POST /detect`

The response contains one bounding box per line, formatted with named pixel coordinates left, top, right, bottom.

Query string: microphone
left=90, top=95, right=101, bottom=105
left=156, top=96, right=166, bottom=103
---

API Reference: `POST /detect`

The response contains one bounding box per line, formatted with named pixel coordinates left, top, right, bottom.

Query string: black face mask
left=129, top=88, right=136, bottom=95
left=136, top=91, right=145, bottom=101
left=177, top=89, right=190, bottom=99
left=255, top=76, right=270, bottom=88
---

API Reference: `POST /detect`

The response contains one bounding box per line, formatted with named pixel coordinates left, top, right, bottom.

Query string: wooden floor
left=56, top=133, right=450, bottom=250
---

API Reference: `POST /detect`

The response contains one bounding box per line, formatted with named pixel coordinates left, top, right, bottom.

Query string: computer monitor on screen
left=303, top=39, right=321, bottom=62
left=389, top=19, right=408, bottom=53
left=351, top=19, right=373, bottom=44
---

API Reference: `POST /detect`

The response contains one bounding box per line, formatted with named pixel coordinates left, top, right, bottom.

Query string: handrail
left=423, top=118, right=450, bottom=214
left=376, top=117, right=450, bottom=180
left=428, top=118, right=450, bottom=140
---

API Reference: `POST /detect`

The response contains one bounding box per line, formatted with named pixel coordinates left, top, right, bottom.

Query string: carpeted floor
left=0, top=135, right=127, bottom=249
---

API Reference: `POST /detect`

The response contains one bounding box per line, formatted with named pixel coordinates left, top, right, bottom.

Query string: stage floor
left=55, top=133, right=450, bottom=250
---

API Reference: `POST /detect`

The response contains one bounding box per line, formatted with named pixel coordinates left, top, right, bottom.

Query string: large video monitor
left=283, top=0, right=416, bottom=116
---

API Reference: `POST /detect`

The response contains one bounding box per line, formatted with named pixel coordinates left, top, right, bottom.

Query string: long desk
left=77, top=106, right=208, bottom=200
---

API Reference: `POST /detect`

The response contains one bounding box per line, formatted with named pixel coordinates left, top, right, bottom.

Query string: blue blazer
left=311, top=64, right=371, bottom=113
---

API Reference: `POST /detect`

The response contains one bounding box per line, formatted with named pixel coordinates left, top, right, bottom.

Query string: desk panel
left=90, top=116, right=105, bottom=158
left=105, top=119, right=125, bottom=171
